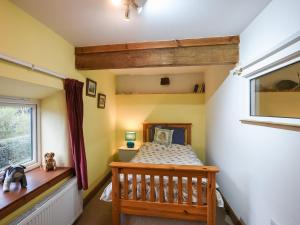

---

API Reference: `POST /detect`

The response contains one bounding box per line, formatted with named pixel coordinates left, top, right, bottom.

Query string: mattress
left=100, top=142, right=224, bottom=207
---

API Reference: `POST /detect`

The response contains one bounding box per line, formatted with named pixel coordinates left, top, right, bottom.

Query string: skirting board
left=83, top=170, right=112, bottom=207
left=221, top=192, right=246, bottom=225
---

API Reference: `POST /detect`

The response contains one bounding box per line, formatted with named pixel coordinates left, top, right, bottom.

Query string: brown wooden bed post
left=207, top=171, right=217, bottom=225
left=112, top=167, right=120, bottom=225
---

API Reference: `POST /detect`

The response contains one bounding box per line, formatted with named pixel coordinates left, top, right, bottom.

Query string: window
left=0, top=98, right=39, bottom=171
left=250, top=61, right=300, bottom=119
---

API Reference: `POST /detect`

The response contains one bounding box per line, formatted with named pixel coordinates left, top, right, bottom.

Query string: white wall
left=239, top=0, right=300, bottom=65
left=206, top=1, right=300, bottom=225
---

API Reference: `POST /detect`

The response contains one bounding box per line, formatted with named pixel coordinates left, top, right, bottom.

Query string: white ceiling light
left=124, top=4, right=130, bottom=21
left=131, top=0, right=145, bottom=14
left=137, top=6, right=143, bottom=14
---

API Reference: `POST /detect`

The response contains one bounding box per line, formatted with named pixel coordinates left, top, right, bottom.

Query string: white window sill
left=0, top=167, right=73, bottom=220
left=240, top=117, right=300, bottom=131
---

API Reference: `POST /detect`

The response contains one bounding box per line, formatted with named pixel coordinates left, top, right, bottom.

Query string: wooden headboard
left=143, top=123, right=192, bottom=145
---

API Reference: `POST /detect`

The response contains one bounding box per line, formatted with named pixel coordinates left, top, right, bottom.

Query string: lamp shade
left=125, top=131, right=136, bottom=141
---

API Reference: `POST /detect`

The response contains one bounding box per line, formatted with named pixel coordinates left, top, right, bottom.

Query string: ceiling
left=12, top=0, right=271, bottom=47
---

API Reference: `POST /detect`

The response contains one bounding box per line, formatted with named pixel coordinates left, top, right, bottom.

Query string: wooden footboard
left=110, top=162, right=219, bottom=225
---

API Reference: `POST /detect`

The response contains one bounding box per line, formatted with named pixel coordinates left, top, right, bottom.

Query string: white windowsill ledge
left=240, top=117, right=300, bottom=131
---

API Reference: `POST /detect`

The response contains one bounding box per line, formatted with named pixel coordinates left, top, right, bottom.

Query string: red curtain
left=64, top=79, right=88, bottom=190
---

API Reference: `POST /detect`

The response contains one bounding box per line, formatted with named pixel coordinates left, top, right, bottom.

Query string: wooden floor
left=75, top=184, right=234, bottom=225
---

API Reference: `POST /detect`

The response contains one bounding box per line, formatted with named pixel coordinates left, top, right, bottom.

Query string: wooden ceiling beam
left=75, top=36, right=239, bottom=70
left=177, top=36, right=239, bottom=47
left=75, top=36, right=239, bottom=54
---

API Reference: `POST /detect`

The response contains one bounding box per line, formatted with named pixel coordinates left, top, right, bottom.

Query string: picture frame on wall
left=97, top=93, right=106, bottom=109
left=86, top=78, right=97, bottom=97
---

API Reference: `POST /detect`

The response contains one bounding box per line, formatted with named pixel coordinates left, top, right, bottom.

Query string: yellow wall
left=41, top=91, right=71, bottom=166
left=257, top=92, right=300, bottom=118
left=116, top=94, right=206, bottom=160
left=0, top=1, right=116, bottom=223
left=41, top=70, right=117, bottom=198
left=204, top=65, right=234, bottom=102
left=81, top=70, right=117, bottom=197
left=0, top=0, right=81, bottom=88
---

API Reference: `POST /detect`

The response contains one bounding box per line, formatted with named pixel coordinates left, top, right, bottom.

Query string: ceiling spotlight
left=116, top=0, right=146, bottom=21
left=131, top=0, right=144, bottom=14
left=137, top=6, right=143, bottom=14
left=124, top=4, right=130, bottom=21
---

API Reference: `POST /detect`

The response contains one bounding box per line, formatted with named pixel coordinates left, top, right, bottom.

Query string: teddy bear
left=1, top=165, right=27, bottom=192
left=44, top=152, right=57, bottom=171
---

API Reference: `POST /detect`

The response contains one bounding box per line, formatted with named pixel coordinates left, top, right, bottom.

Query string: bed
left=102, top=123, right=220, bottom=225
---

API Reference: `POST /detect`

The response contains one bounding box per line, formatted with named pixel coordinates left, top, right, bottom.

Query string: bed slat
left=150, top=175, right=155, bottom=202
left=132, top=174, right=137, bottom=200
left=168, top=175, right=173, bottom=203
left=178, top=176, right=182, bottom=204
left=124, top=173, right=128, bottom=200
left=141, top=174, right=146, bottom=201
left=159, top=175, right=164, bottom=202
left=197, top=176, right=203, bottom=205
left=188, top=176, right=193, bottom=205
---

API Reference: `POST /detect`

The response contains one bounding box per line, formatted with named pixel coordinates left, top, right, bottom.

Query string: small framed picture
left=97, top=93, right=106, bottom=109
left=86, top=78, right=97, bottom=97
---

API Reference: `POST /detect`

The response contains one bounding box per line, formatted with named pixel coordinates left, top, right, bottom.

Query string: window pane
left=250, top=61, right=300, bottom=118
left=0, top=105, right=34, bottom=170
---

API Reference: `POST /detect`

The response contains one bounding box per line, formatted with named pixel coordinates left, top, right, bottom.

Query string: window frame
left=0, top=97, right=41, bottom=174
left=244, top=58, right=300, bottom=126
left=249, top=59, right=300, bottom=119
left=240, top=32, right=300, bottom=127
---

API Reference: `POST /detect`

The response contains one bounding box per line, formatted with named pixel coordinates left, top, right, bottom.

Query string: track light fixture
left=124, top=3, right=130, bottom=21
left=113, top=0, right=147, bottom=21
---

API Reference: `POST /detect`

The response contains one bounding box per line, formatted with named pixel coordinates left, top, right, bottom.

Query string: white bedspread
left=100, top=143, right=224, bottom=207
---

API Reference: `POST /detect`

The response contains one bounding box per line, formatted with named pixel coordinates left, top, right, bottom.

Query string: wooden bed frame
left=110, top=123, right=219, bottom=225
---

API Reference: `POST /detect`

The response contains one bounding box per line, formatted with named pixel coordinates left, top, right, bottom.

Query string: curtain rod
left=232, top=30, right=300, bottom=76
left=0, top=52, right=66, bottom=80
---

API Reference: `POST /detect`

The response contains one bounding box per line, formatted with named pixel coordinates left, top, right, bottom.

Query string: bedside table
left=118, top=145, right=140, bottom=162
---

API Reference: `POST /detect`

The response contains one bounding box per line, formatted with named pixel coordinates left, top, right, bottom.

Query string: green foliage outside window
left=0, top=106, right=33, bottom=169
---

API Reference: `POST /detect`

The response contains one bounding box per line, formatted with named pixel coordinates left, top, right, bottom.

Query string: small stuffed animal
left=44, top=152, right=56, bottom=171
left=1, top=165, right=27, bottom=192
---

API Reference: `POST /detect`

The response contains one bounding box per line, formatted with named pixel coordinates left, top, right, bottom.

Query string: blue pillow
left=168, top=127, right=185, bottom=145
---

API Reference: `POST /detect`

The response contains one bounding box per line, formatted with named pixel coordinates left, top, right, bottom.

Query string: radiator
left=10, top=177, right=83, bottom=225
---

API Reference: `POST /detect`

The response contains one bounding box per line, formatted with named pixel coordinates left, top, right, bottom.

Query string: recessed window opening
left=0, top=97, right=38, bottom=172
left=250, top=60, right=300, bottom=119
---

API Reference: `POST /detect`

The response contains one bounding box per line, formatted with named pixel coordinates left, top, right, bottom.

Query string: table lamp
left=125, top=131, right=136, bottom=148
